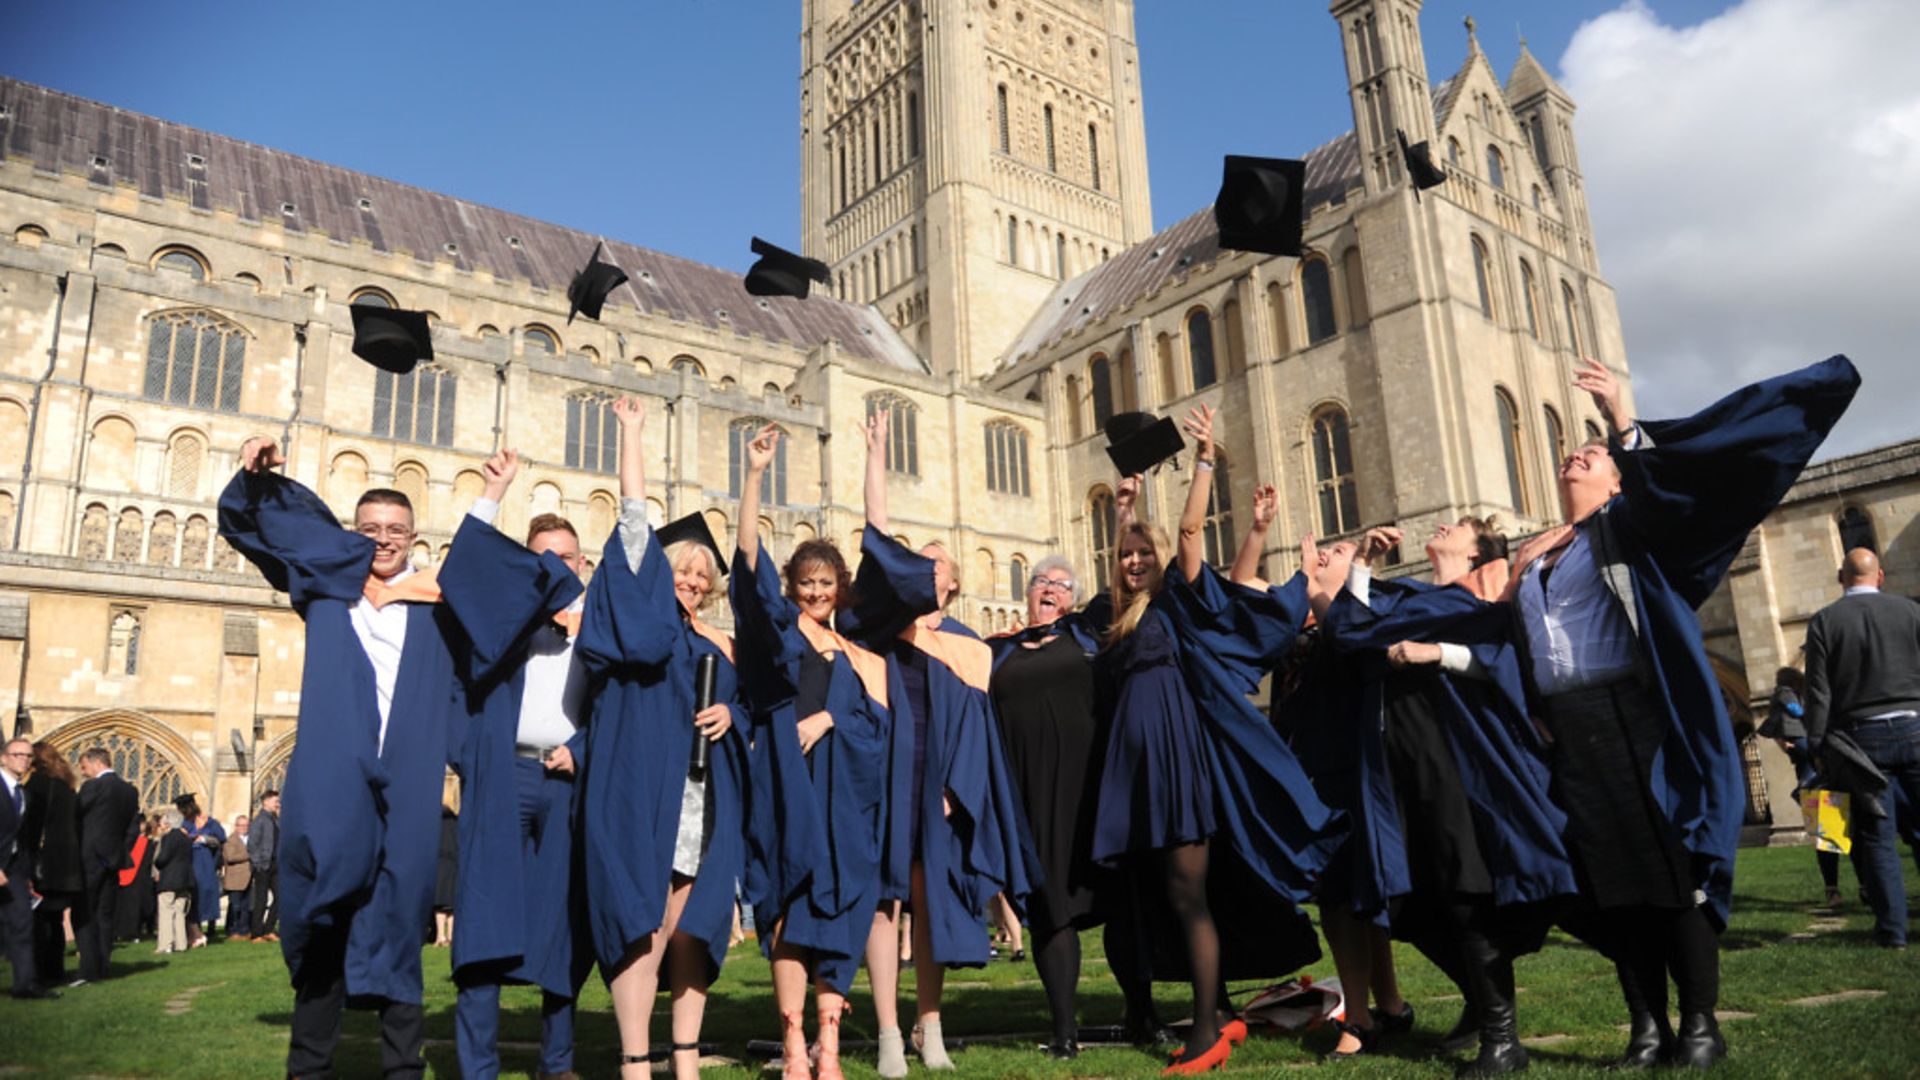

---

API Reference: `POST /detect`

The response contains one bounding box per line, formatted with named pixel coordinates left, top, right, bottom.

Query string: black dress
left=1381, top=670, right=1493, bottom=900
left=433, top=809, right=459, bottom=914
left=991, top=632, right=1101, bottom=936
left=115, top=835, right=157, bottom=941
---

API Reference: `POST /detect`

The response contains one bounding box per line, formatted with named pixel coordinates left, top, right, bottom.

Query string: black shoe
left=1670, top=1013, right=1724, bottom=1070
left=1614, top=1011, right=1672, bottom=1070
left=1044, top=1039, right=1079, bottom=1060
left=11, top=987, right=61, bottom=1000
left=1011, top=949, right=1026, bottom=962
left=1438, top=1005, right=1480, bottom=1052
left=1371, top=1002, right=1416, bottom=1035
left=1458, top=1039, right=1529, bottom=1077
left=1325, top=1019, right=1377, bottom=1061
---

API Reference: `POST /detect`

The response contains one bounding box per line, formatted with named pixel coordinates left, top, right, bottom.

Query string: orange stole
left=899, top=618, right=993, bottom=694
left=687, top=614, right=735, bottom=664
left=796, top=616, right=889, bottom=708
left=362, top=566, right=442, bottom=609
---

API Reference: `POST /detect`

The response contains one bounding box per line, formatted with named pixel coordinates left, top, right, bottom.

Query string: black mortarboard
left=1397, top=129, right=1447, bottom=194
left=656, top=511, right=727, bottom=576
left=349, top=304, right=433, bottom=374
left=568, top=242, right=629, bottom=324
left=744, top=237, right=831, bottom=299
left=1103, top=411, right=1186, bottom=475
left=1213, top=155, right=1307, bottom=258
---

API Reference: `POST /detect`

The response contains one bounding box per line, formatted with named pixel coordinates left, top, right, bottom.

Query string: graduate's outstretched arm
left=1230, top=483, right=1277, bottom=586
left=614, top=396, right=646, bottom=503
left=1113, top=471, right=1142, bottom=591
left=1575, top=356, right=1632, bottom=440
left=736, top=423, right=780, bottom=572
left=862, top=410, right=890, bottom=535
left=1176, top=404, right=1217, bottom=582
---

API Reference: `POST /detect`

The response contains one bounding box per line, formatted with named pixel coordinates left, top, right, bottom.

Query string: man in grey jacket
left=249, top=790, right=280, bottom=942
left=1804, top=548, right=1920, bottom=949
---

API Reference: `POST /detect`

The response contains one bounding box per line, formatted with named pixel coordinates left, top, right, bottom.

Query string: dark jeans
left=2, top=854, right=37, bottom=995
left=224, top=889, right=251, bottom=938
left=1844, top=714, right=1920, bottom=946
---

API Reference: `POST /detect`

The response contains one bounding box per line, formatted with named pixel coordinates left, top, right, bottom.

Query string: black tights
left=1163, top=841, right=1221, bottom=1054
left=1564, top=904, right=1719, bottom=1022
left=1032, top=926, right=1081, bottom=1043
left=1817, top=848, right=1841, bottom=890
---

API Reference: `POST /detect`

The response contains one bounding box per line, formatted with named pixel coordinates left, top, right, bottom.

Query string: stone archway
left=253, top=730, right=297, bottom=801
left=45, top=709, right=208, bottom=815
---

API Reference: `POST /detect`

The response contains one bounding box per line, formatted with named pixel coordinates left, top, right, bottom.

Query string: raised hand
left=1251, top=484, right=1278, bottom=531
left=240, top=436, right=285, bottom=474
left=862, top=411, right=889, bottom=458
left=1573, top=356, right=1628, bottom=434
left=1386, top=641, right=1443, bottom=668
left=746, top=423, right=782, bottom=475
left=1300, top=532, right=1320, bottom=573
left=1116, top=473, right=1143, bottom=513
left=611, top=395, right=646, bottom=430
left=1358, top=525, right=1403, bottom=566
left=480, top=448, right=519, bottom=502
left=1181, top=403, right=1218, bottom=461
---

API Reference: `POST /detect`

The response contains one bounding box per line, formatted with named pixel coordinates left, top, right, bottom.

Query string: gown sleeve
left=727, top=543, right=807, bottom=704
left=839, top=525, right=940, bottom=647
left=576, top=522, right=680, bottom=679
left=216, top=469, right=372, bottom=610
left=438, top=514, right=586, bottom=687
left=1163, top=565, right=1311, bottom=694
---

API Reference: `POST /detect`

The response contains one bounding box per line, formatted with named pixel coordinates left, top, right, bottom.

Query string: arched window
left=89, top=417, right=136, bottom=491
left=1531, top=184, right=1543, bottom=212
left=1486, top=145, right=1506, bottom=190
left=166, top=431, right=205, bottom=499
left=180, top=515, right=210, bottom=569
left=1518, top=259, right=1540, bottom=339
left=1496, top=388, right=1531, bottom=515
left=1471, top=236, right=1496, bottom=319
left=1341, top=249, right=1369, bottom=327
left=1311, top=407, right=1358, bottom=535
left=1007, top=215, right=1019, bottom=265
left=1838, top=506, right=1878, bottom=553
left=1186, top=308, right=1217, bottom=390
left=144, top=310, right=246, bottom=412
left=1543, top=404, right=1566, bottom=468
left=1009, top=555, right=1029, bottom=601
left=392, top=462, right=429, bottom=522
left=565, top=393, right=619, bottom=474
left=1561, top=282, right=1584, bottom=354
left=907, top=91, right=922, bottom=157
left=671, top=355, right=706, bottom=380
left=866, top=393, right=920, bottom=476
left=1584, top=419, right=1605, bottom=445
left=146, top=512, right=176, bottom=566
left=1088, top=123, right=1101, bottom=190
left=327, top=451, right=370, bottom=510
left=1221, top=299, right=1246, bottom=377
left=1056, top=232, right=1068, bottom=280
left=1156, top=332, right=1178, bottom=401
left=1089, top=354, right=1114, bottom=430
left=1301, top=258, right=1337, bottom=344
left=1202, top=452, right=1235, bottom=567
left=1267, top=281, right=1292, bottom=356
left=523, top=325, right=560, bottom=356
left=373, top=364, right=457, bottom=447
left=984, top=421, right=1031, bottom=497
left=109, top=608, right=143, bottom=675
left=1089, top=487, right=1117, bottom=592
left=730, top=418, right=788, bottom=504
left=79, top=504, right=109, bottom=560
left=349, top=287, right=394, bottom=308
left=1446, top=137, right=1461, bottom=165
left=1044, top=104, right=1058, bottom=172
left=0, top=491, right=14, bottom=552
left=152, top=246, right=208, bottom=280
left=1064, top=374, right=1083, bottom=441
left=997, top=84, right=1010, bottom=153
left=114, top=507, right=144, bottom=563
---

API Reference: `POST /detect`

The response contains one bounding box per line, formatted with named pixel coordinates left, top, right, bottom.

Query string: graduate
left=433, top=448, right=591, bottom=1080
left=568, top=398, right=750, bottom=1080
left=218, top=436, right=461, bottom=1080
left=729, top=423, right=891, bottom=1080
left=840, top=411, right=1037, bottom=1077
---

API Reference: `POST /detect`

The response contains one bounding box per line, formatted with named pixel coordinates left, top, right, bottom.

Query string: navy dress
left=1091, top=607, right=1216, bottom=861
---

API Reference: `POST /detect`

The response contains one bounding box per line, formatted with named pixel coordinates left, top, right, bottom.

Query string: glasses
left=355, top=525, right=415, bottom=542
left=1029, top=575, right=1074, bottom=593
left=2, top=750, right=29, bottom=759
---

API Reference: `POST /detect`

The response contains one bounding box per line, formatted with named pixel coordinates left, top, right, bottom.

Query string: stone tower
left=801, top=0, right=1154, bottom=379
left=1507, top=39, right=1596, bottom=269
left=1330, top=0, right=1439, bottom=196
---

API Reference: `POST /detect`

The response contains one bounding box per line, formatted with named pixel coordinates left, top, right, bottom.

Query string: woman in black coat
left=22, top=743, right=83, bottom=984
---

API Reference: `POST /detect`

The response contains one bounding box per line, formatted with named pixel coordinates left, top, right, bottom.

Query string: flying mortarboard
left=1213, top=155, right=1308, bottom=258
left=744, top=237, right=831, bottom=299
left=349, top=304, right=434, bottom=374
left=1397, top=129, right=1447, bottom=195
left=568, top=242, right=629, bottom=324
left=1103, top=411, right=1186, bottom=476
left=656, top=511, right=727, bottom=576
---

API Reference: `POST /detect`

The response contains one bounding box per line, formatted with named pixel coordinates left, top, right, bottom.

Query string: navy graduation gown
left=728, top=545, right=887, bottom=994
left=217, top=470, right=462, bottom=1004
left=435, top=515, right=587, bottom=998
left=841, top=527, right=1037, bottom=967
left=572, top=524, right=750, bottom=982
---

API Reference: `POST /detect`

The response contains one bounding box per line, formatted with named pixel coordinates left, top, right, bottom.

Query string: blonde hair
left=664, top=539, right=720, bottom=614
left=1106, top=522, right=1173, bottom=644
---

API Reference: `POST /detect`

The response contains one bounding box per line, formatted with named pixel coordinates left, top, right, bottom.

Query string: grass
left=2, top=845, right=1915, bottom=1078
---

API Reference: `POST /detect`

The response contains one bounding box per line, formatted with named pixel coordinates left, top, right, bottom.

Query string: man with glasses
left=220, top=436, right=467, bottom=1080
left=1, top=739, right=55, bottom=999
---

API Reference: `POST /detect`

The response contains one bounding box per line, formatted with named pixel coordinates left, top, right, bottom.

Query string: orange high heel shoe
left=1171, top=1017, right=1250, bottom=1059
left=1162, top=1032, right=1233, bottom=1075
left=815, top=1003, right=847, bottom=1080
left=780, top=1010, right=812, bottom=1080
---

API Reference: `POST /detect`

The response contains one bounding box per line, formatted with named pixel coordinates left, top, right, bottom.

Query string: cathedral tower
left=1330, top=0, right=1439, bottom=196
left=801, top=0, right=1153, bottom=379
left=1507, top=40, right=1596, bottom=268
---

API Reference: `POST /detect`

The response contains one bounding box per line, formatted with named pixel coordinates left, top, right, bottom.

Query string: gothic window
left=1471, top=236, right=1496, bottom=320
left=1584, top=419, right=1604, bottom=445
left=1186, top=308, right=1217, bottom=390
left=1311, top=407, right=1358, bottom=535
left=1201, top=452, right=1235, bottom=567
left=997, top=84, right=1010, bottom=153
left=1267, top=281, right=1292, bottom=356
left=1089, top=123, right=1101, bottom=190
left=152, top=246, right=208, bottom=280
left=1221, top=299, right=1246, bottom=377
left=1531, top=184, right=1544, bottom=212
left=984, top=421, right=1031, bottom=497
left=1007, top=215, right=1019, bottom=265
left=392, top=463, right=429, bottom=522
left=838, top=142, right=849, bottom=209
left=108, top=607, right=143, bottom=676
left=865, top=393, right=920, bottom=476
left=1543, top=404, right=1566, bottom=467
left=349, top=287, right=393, bottom=308
left=1496, top=387, right=1531, bottom=515
left=873, top=120, right=883, bottom=184
left=1561, top=282, right=1585, bottom=354
left=1529, top=115, right=1550, bottom=171
left=146, top=512, right=176, bottom=566
left=908, top=92, right=922, bottom=157
left=1056, top=232, right=1068, bottom=279
left=1064, top=374, right=1083, bottom=441
left=181, top=514, right=210, bottom=569
left=1341, top=250, right=1369, bottom=327
left=1089, top=487, right=1117, bottom=592
left=565, top=393, right=619, bottom=474
left=1838, top=505, right=1878, bottom=553
left=1486, top=145, right=1506, bottom=190
left=1009, top=555, right=1028, bottom=601
left=1519, top=259, right=1540, bottom=339
left=166, top=431, right=204, bottom=499
left=1117, top=347, right=1138, bottom=411
left=523, top=325, right=560, bottom=356
left=373, top=364, right=457, bottom=447
left=114, top=507, right=144, bottom=563
left=729, top=418, right=788, bottom=504
left=1156, top=332, right=1178, bottom=401
left=144, top=310, right=246, bottom=412
left=1447, top=137, right=1461, bottom=165
left=79, top=504, right=109, bottom=560
left=1044, top=105, right=1057, bottom=171
left=1301, top=257, right=1337, bottom=344
left=1088, top=355, right=1114, bottom=430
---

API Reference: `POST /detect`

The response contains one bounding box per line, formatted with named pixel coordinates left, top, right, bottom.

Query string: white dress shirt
left=350, top=565, right=416, bottom=755
left=1516, top=531, right=1639, bottom=696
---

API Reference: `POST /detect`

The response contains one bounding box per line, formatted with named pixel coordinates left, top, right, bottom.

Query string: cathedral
left=0, top=0, right=1911, bottom=838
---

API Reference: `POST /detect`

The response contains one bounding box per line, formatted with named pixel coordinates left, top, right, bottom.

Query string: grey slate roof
left=0, top=78, right=927, bottom=373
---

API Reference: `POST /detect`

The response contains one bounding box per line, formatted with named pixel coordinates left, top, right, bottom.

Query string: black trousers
left=224, top=889, right=251, bottom=937
left=288, top=924, right=425, bottom=1080
left=1, top=853, right=37, bottom=995
left=32, top=891, right=77, bottom=985
left=251, top=867, right=277, bottom=936
left=75, top=870, right=117, bottom=982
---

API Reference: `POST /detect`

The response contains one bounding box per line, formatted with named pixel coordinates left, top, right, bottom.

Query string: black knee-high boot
left=1457, top=934, right=1526, bottom=1076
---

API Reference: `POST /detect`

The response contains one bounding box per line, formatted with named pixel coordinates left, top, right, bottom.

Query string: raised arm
left=1574, top=356, right=1632, bottom=440
left=736, top=423, right=780, bottom=572
left=862, top=410, right=890, bottom=535
left=1112, top=471, right=1142, bottom=591
left=1176, top=404, right=1217, bottom=583
left=218, top=436, right=371, bottom=607
left=614, top=396, right=646, bottom=503
left=1231, top=483, right=1276, bottom=585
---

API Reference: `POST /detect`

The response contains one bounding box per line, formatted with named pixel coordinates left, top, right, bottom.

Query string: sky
left=5, top=0, right=1916, bottom=456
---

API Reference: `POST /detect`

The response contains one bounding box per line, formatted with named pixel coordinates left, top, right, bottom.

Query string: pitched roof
left=1505, top=44, right=1567, bottom=104
left=0, top=78, right=926, bottom=373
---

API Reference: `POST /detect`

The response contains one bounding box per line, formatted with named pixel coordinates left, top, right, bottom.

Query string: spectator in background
left=176, top=795, right=226, bottom=945
left=248, top=790, right=279, bottom=942
left=2, top=738, right=56, bottom=998
left=152, top=808, right=193, bottom=955
left=22, top=742, right=83, bottom=988
left=74, top=747, right=140, bottom=983
left=1759, top=666, right=1845, bottom=910
left=222, top=815, right=252, bottom=938
left=432, top=802, right=456, bottom=948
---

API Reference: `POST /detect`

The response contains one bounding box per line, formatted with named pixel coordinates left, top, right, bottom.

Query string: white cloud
left=1559, top=0, right=1920, bottom=457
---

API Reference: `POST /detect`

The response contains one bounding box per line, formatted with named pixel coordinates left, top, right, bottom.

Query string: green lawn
left=3, top=845, right=1915, bottom=1078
